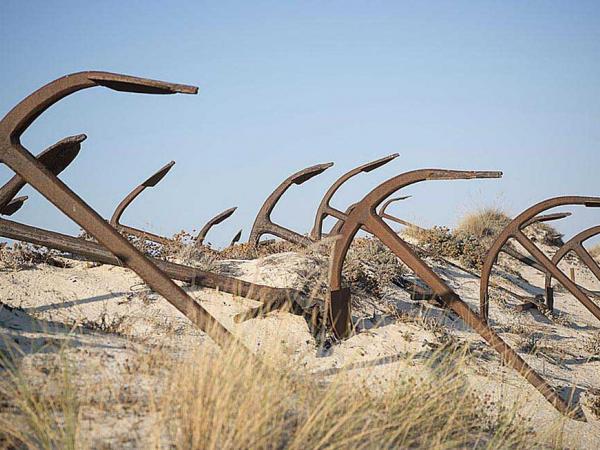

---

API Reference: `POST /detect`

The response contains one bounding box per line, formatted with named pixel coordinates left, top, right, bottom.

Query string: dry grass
left=0, top=242, right=70, bottom=272
left=454, top=208, right=512, bottom=244
left=0, top=328, right=545, bottom=450
left=404, top=207, right=564, bottom=269
left=590, top=243, right=600, bottom=260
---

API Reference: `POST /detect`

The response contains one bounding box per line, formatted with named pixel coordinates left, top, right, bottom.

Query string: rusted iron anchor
left=248, top=162, right=333, bottom=247
left=326, top=169, right=582, bottom=420
left=110, top=160, right=175, bottom=245
left=310, top=154, right=398, bottom=240
left=0, top=134, right=86, bottom=215
left=480, top=197, right=600, bottom=324
left=195, top=206, right=238, bottom=248
left=545, top=225, right=600, bottom=311
left=0, top=71, right=244, bottom=349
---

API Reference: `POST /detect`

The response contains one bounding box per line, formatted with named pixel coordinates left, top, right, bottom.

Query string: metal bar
left=310, top=154, right=398, bottom=240
left=378, top=196, right=419, bottom=229
left=248, top=162, right=333, bottom=247
left=0, top=217, right=320, bottom=313
left=195, top=206, right=237, bottom=247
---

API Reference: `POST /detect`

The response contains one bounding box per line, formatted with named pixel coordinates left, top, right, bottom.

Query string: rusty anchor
left=229, top=229, right=243, bottom=247
left=195, top=206, right=238, bottom=248
left=310, top=154, right=398, bottom=240
left=325, top=168, right=582, bottom=419
left=0, top=71, right=245, bottom=349
left=480, top=197, right=600, bottom=324
left=110, top=160, right=176, bottom=245
left=0, top=134, right=86, bottom=215
left=248, top=162, right=333, bottom=247
left=545, top=225, right=600, bottom=311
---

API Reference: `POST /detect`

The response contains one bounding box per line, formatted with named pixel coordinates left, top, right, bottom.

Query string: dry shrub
left=404, top=208, right=562, bottom=269
left=0, top=242, right=69, bottom=272
left=404, top=225, right=488, bottom=269
left=219, top=240, right=302, bottom=260
left=0, top=328, right=542, bottom=449
left=0, top=349, right=79, bottom=449
left=590, top=244, right=600, bottom=261
left=343, top=237, right=405, bottom=298
left=454, top=208, right=511, bottom=245
left=155, top=340, right=534, bottom=449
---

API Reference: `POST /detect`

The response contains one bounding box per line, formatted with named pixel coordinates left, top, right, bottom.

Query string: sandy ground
left=1, top=239, right=599, bottom=448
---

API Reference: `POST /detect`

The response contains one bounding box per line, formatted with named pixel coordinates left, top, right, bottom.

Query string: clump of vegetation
left=219, top=240, right=302, bottom=260
left=585, top=389, right=600, bottom=420
left=343, top=237, right=405, bottom=299
left=404, top=225, right=489, bottom=269
left=0, top=336, right=539, bottom=449
left=583, top=331, right=600, bottom=355
left=404, top=208, right=563, bottom=269
left=590, top=243, right=600, bottom=261
left=0, top=242, right=69, bottom=272
left=454, top=208, right=512, bottom=246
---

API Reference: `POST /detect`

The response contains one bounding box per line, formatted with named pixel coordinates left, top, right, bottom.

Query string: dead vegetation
left=590, top=244, right=600, bottom=261
left=0, top=332, right=541, bottom=449
left=0, top=242, right=70, bottom=272
left=403, top=207, right=564, bottom=269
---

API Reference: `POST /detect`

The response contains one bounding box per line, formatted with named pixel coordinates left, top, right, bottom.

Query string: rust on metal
left=195, top=206, right=237, bottom=247
left=230, top=229, right=242, bottom=246
left=545, top=225, right=600, bottom=311
left=480, top=197, right=600, bottom=325
left=310, top=154, right=398, bottom=240
left=248, top=162, right=333, bottom=247
left=0, top=134, right=86, bottom=213
left=326, top=169, right=582, bottom=419
left=0, top=196, right=28, bottom=216
left=0, top=71, right=241, bottom=349
left=110, top=160, right=175, bottom=245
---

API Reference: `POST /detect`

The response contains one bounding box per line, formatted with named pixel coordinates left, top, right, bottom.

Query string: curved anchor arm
left=327, top=169, right=581, bottom=420
left=110, top=161, right=175, bottom=245
left=377, top=196, right=417, bottom=228
left=195, top=206, right=237, bottom=247
left=480, top=197, right=600, bottom=323
left=544, top=225, right=600, bottom=305
left=248, top=162, right=333, bottom=247
left=310, top=153, right=398, bottom=240
left=230, top=229, right=242, bottom=247
left=0, top=72, right=240, bottom=350
left=0, top=134, right=86, bottom=213
left=0, top=196, right=28, bottom=216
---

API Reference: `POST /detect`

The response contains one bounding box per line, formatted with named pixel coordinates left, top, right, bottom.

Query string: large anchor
left=248, top=162, right=333, bottom=247
left=0, top=71, right=264, bottom=349
left=310, top=154, right=398, bottom=240
left=0, top=134, right=86, bottom=215
left=544, top=225, right=600, bottom=311
left=326, top=169, right=581, bottom=419
left=480, top=197, right=600, bottom=323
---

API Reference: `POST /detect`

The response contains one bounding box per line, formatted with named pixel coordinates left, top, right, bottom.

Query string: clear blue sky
left=1, top=1, right=599, bottom=248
